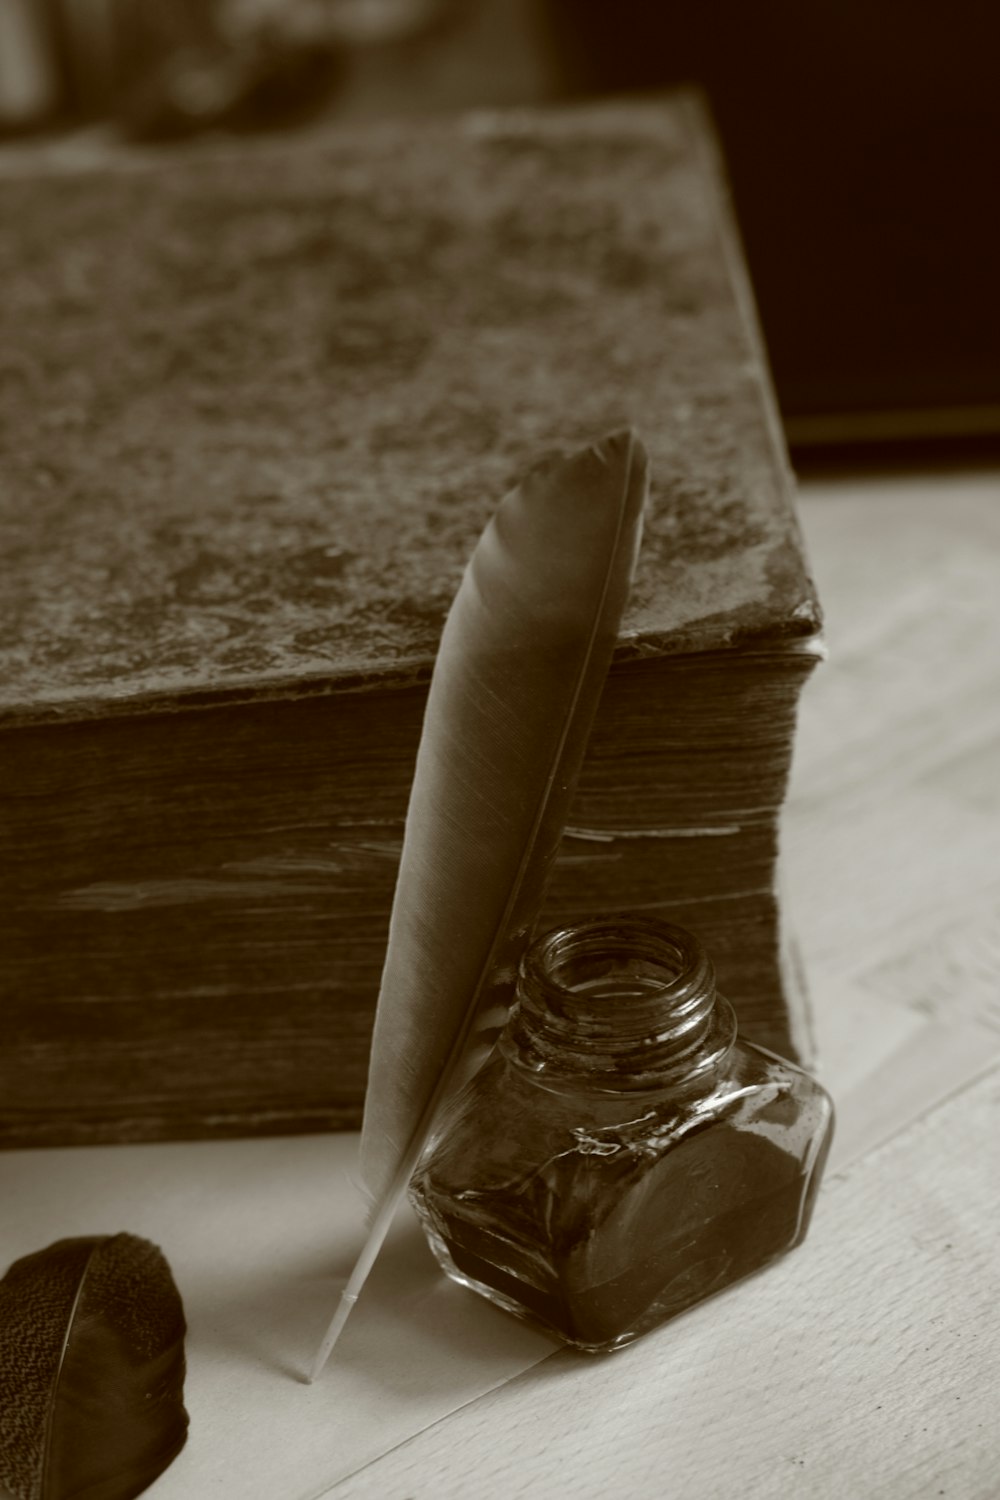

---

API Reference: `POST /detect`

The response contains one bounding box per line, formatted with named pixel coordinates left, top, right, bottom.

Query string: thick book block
left=0, top=94, right=822, bottom=1147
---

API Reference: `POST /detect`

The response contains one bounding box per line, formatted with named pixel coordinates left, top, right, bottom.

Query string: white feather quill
left=309, top=429, right=649, bottom=1378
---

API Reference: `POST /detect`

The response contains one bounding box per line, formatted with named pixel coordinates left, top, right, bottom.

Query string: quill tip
left=306, top=1290, right=359, bottom=1383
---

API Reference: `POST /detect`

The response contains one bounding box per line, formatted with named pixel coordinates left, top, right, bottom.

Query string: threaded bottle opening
left=504, top=916, right=736, bottom=1093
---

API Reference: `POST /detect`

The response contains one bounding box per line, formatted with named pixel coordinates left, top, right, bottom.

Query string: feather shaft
left=310, top=429, right=648, bottom=1378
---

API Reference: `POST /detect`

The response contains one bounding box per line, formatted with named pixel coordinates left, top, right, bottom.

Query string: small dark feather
left=0, top=1234, right=188, bottom=1500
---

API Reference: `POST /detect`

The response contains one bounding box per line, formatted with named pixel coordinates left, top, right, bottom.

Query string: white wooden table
left=3, top=468, right=999, bottom=1500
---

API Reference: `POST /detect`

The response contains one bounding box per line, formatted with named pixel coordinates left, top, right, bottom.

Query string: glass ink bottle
left=409, top=917, right=834, bottom=1353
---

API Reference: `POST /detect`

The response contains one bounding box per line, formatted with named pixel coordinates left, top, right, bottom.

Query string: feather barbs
left=309, top=429, right=649, bottom=1377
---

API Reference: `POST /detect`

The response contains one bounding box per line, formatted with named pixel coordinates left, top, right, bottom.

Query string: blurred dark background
left=2, top=0, right=998, bottom=469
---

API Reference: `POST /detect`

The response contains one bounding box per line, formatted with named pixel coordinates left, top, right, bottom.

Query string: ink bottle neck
left=501, top=917, right=737, bottom=1096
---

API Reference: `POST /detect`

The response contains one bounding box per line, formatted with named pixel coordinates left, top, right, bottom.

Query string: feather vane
left=310, top=428, right=649, bottom=1377
left=0, top=1233, right=188, bottom=1500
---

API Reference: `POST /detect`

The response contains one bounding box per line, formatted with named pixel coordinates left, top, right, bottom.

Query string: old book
left=0, top=94, right=822, bottom=1147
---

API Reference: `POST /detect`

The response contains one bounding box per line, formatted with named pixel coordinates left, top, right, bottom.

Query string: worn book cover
left=0, top=94, right=822, bottom=1146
